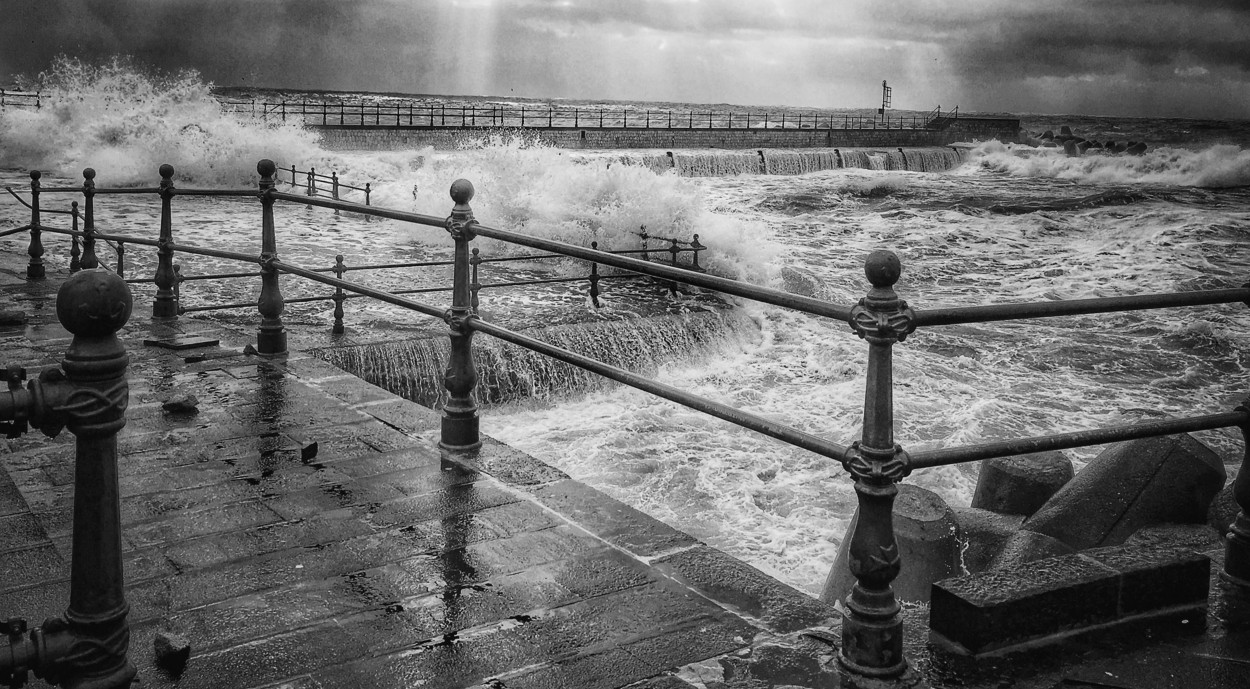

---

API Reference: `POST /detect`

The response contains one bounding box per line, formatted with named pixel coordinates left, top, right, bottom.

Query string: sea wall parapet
left=314, top=117, right=1020, bottom=151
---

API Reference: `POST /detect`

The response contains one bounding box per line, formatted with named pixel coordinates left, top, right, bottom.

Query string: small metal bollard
left=440, top=179, right=481, bottom=450
left=839, top=250, right=915, bottom=680
left=0, top=269, right=137, bottom=689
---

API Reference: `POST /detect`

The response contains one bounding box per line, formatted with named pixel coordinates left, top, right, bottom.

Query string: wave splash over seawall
left=966, top=140, right=1250, bottom=188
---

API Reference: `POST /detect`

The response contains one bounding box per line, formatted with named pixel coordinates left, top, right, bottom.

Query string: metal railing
left=0, top=89, right=40, bottom=109
left=218, top=98, right=949, bottom=131
left=279, top=164, right=371, bottom=204
left=3, top=160, right=1249, bottom=687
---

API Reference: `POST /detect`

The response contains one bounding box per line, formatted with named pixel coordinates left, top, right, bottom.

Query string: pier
left=3, top=162, right=1250, bottom=688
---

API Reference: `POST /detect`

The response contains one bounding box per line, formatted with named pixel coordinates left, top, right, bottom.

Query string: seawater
left=3, top=60, right=1250, bottom=595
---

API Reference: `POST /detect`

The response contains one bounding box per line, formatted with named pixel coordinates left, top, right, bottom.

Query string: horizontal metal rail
left=910, top=411, right=1249, bottom=469
left=268, top=190, right=855, bottom=322
left=264, top=257, right=849, bottom=459
left=914, top=288, right=1250, bottom=326
left=468, top=317, right=849, bottom=460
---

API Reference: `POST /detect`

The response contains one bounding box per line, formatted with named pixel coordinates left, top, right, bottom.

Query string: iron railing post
left=69, top=202, right=81, bottom=273
left=839, top=250, right=915, bottom=680
left=81, top=168, right=98, bottom=270
left=440, top=179, right=481, bottom=450
left=152, top=164, right=178, bottom=318
left=331, top=254, right=346, bottom=334
left=1223, top=409, right=1250, bottom=601
left=256, top=159, right=287, bottom=355
left=0, top=269, right=136, bottom=689
left=27, top=170, right=44, bottom=279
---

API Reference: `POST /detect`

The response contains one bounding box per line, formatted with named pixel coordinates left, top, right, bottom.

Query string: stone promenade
left=0, top=262, right=848, bottom=689
left=5, top=254, right=1250, bottom=689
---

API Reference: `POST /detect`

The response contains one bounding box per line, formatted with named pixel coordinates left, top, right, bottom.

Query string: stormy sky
left=2, top=0, right=1247, bottom=119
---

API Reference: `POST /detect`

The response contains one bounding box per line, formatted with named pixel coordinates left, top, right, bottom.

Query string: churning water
left=4, top=59, right=1250, bottom=595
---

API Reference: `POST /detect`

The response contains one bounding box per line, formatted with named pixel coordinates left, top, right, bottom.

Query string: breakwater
left=315, top=116, right=1020, bottom=151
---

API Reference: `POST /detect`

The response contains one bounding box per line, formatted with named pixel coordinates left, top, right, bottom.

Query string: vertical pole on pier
left=469, top=248, right=481, bottom=313
left=689, top=234, right=706, bottom=273
left=256, top=159, right=287, bottom=355
left=331, top=254, right=346, bottom=335
left=116, top=242, right=125, bottom=278
left=0, top=270, right=140, bottom=688
left=589, top=241, right=601, bottom=308
left=364, top=183, right=372, bottom=207
left=81, top=169, right=98, bottom=270
left=1222, top=413, right=1250, bottom=609
left=152, top=164, right=178, bottom=319
left=440, top=179, right=481, bottom=450
left=69, top=202, right=81, bottom=273
left=26, top=171, right=44, bottom=280
left=839, top=250, right=914, bottom=681
left=331, top=172, right=340, bottom=200
left=575, top=108, right=579, bottom=128
left=307, top=168, right=316, bottom=196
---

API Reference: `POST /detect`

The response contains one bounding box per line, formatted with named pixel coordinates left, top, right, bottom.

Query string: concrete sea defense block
left=821, top=483, right=961, bottom=604
left=971, top=451, right=1074, bottom=517
left=987, top=528, right=1074, bottom=571
left=952, top=507, right=1024, bottom=574
left=1023, top=434, right=1225, bottom=550
left=930, top=546, right=1210, bottom=656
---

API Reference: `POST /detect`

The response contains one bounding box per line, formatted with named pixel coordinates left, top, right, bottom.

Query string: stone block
left=1208, top=484, right=1242, bottom=537
left=1023, top=434, right=1225, bottom=550
left=1082, top=544, right=1210, bottom=616
left=988, top=529, right=1074, bottom=570
left=821, top=483, right=961, bottom=604
left=1126, top=523, right=1223, bottom=553
left=971, top=451, right=1073, bottom=517
left=931, top=546, right=1211, bottom=656
left=952, top=507, right=1024, bottom=574
left=930, top=554, right=1120, bottom=655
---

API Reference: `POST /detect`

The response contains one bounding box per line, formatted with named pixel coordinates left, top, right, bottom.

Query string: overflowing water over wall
left=613, top=147, right=966, bottom=178
left=312, top=308, right=756, bottom=407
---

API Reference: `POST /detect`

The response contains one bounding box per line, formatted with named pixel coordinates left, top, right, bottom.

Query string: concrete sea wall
left=315, top=117, right=1021, bottom=151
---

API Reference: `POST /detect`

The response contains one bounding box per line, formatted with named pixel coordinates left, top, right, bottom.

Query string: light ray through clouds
left=0, top=0, right=1246, bottom=118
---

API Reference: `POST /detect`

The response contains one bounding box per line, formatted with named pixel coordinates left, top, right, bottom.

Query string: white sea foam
left=966, top=139, right=1250, bottom=188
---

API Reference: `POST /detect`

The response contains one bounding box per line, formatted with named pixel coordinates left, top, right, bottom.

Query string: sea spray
left=0, top=56, right=321, bottom=185
left=966, top=139, right=1250, bottom=188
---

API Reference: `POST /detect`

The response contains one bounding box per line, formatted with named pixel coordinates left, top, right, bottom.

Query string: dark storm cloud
left=0, top=0, right=419, bottom=89
left=2, top=0, right=1246, bottom=117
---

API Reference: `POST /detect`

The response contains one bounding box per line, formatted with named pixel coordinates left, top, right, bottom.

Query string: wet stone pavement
left=0, top=263, right=853, bottom=689
left=6, top=256, right=1250, bottom=689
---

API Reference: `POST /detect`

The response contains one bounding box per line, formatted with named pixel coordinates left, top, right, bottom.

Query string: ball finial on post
left=158, top=164, right=175, bottom=183
left=864, top=250, right=902, bottom=289
left=56, top=269, right=133, bottom=338
left=256, top=158, right=277, bottom=180
left=450, top=179, right=475, bottom=207
left=82, top=168, right=95, bottom=182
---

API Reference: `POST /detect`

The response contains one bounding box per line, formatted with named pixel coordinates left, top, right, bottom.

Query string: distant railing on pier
left=0, top=89, right=41, bottom=109
left=4, top=161, right=1248, bottom=688
left=218, top=98, right=955, bottom=131
left=280, top=164, right=372, bottom=204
